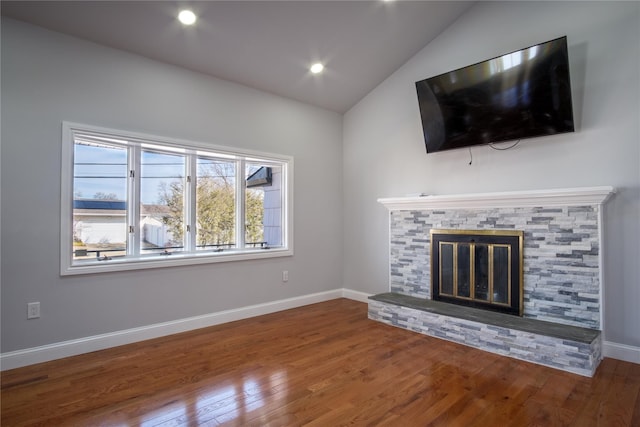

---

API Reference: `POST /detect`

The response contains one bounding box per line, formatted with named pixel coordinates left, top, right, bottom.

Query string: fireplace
left=370, top=186, right=615, bottom=376
left=430, top=229, right=523, bottom=316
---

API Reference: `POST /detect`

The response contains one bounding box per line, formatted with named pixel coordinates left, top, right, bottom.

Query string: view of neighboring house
left=73, top=167, right=281, bottom=258
left=247, top=166, right=282, bottom=247
left=73, top=199, right=175, bottom=257
left=140, top=204, right=175, bottom=247
left=73, top=199, right=128, bottom=246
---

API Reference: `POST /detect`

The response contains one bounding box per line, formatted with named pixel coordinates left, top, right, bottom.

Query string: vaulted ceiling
left=1, top=1, right=475, bottom=113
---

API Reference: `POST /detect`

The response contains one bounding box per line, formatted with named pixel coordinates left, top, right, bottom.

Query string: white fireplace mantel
left=378, top=186, right=616, bottom=211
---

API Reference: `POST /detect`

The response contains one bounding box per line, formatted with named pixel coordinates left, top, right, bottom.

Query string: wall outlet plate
left=27, top=302, right=40, bottom=319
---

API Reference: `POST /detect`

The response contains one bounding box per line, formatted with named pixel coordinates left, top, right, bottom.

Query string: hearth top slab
left=369, top=293, right=600, bottom=344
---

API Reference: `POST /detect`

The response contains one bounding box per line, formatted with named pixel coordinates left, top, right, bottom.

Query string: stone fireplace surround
left=369, top=186, right=615, bottom=377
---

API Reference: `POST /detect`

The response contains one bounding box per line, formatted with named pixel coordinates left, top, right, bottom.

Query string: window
left=61, top=122, right=293, bottom=275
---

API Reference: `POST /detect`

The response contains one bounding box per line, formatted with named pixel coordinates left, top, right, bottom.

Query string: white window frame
left=61, top=122, right=293, bottom=275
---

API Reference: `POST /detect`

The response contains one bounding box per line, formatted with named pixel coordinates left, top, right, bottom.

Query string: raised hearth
left=372, top=186, right=615, bottom=376
left=369, top=293, right=601, bottom=377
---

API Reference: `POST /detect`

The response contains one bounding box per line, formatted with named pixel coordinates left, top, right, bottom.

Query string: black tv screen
left=416, top=36, right=575, bottom=153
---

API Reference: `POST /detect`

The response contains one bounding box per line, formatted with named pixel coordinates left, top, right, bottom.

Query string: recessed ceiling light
left=310, top=63, right=324, bottom=74
left=178, top=10, right=197, bottom=26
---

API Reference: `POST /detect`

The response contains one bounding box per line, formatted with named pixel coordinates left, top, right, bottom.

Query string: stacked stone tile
left=368, top=297, right=602, bottom=377
left=374, top=199, right=608, bottom=376
left=389, top=206, right=601, bottom=329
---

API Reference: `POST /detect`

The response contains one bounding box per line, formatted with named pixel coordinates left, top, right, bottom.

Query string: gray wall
left=343, top=2, right=639, bottom=347
left=1, top=19, right=344, bottom=352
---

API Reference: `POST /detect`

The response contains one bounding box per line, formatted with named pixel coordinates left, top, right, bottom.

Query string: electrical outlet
left=27, top=302, right=40, bottom=319
left=282, top=270, right=289, bottom=282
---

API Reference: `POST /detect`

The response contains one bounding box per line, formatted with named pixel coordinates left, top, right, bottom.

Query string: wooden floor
left=2, top=299, right=639, bottom=426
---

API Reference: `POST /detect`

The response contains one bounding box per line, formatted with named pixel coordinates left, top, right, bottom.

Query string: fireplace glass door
left=431, top=229, right=523, bottom=316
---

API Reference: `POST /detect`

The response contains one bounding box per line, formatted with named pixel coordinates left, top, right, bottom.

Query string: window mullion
left=236, top=159, right=245, bottom=249
left=186, top=153, right=197, bottom=252
left=128, top=144, right=141, bottom=256
left=280, top=163, right=288, bottom=248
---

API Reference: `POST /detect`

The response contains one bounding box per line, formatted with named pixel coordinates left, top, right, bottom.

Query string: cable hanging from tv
left=468, top=138, right=521, bottom=165
left=489, top=139, right=521, bottom=151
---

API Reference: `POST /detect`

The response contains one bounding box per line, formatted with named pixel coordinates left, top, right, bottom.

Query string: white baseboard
left=341, top=288, right=372, bottom=303
left=603, top=341, right=640, bottom=364
left=2, top=288, right=369, bottom=371
left=12, top=290, right=635, bottom=372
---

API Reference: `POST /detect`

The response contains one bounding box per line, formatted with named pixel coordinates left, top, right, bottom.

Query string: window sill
left=61, top=247, right=293, bottom=276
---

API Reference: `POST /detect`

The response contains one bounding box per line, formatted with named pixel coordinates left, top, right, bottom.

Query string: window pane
left=245, top=164, right=282, bottom=248
left=73, top=141, right=128, bottom=262
left=196, top=157, right=236, bottom=251
left=142, top=150, right=185, bottom=254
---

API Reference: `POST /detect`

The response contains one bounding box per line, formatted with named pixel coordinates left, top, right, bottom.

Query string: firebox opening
left=430, top=229, right=524, bottom=316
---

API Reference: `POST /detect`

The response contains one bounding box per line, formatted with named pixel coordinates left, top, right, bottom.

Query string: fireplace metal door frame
left=430, top=229, right=524, bottom=316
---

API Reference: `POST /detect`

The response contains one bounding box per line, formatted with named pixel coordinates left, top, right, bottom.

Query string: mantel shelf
left=378, top=186, right=616, bottom=211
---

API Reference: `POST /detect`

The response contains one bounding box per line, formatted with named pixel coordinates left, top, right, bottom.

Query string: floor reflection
left=197, top=370, right=288, bottom=424
left=140, top=400, right=187, bottom=426
left=131, top=368, right=289, bottom=425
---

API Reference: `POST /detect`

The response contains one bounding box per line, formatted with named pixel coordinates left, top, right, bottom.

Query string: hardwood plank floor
left=2, top=298, right=639, bottom=426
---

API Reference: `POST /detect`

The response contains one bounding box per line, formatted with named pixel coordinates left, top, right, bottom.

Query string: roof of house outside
left=74, top=199, right=170, bottom=215
left=74, top=199, right=126, bottom=210
left=246, top=166, right=272, bottom=188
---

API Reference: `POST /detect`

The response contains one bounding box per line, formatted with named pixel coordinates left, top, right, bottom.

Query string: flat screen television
left=415, top=36, right=575, bottom=153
